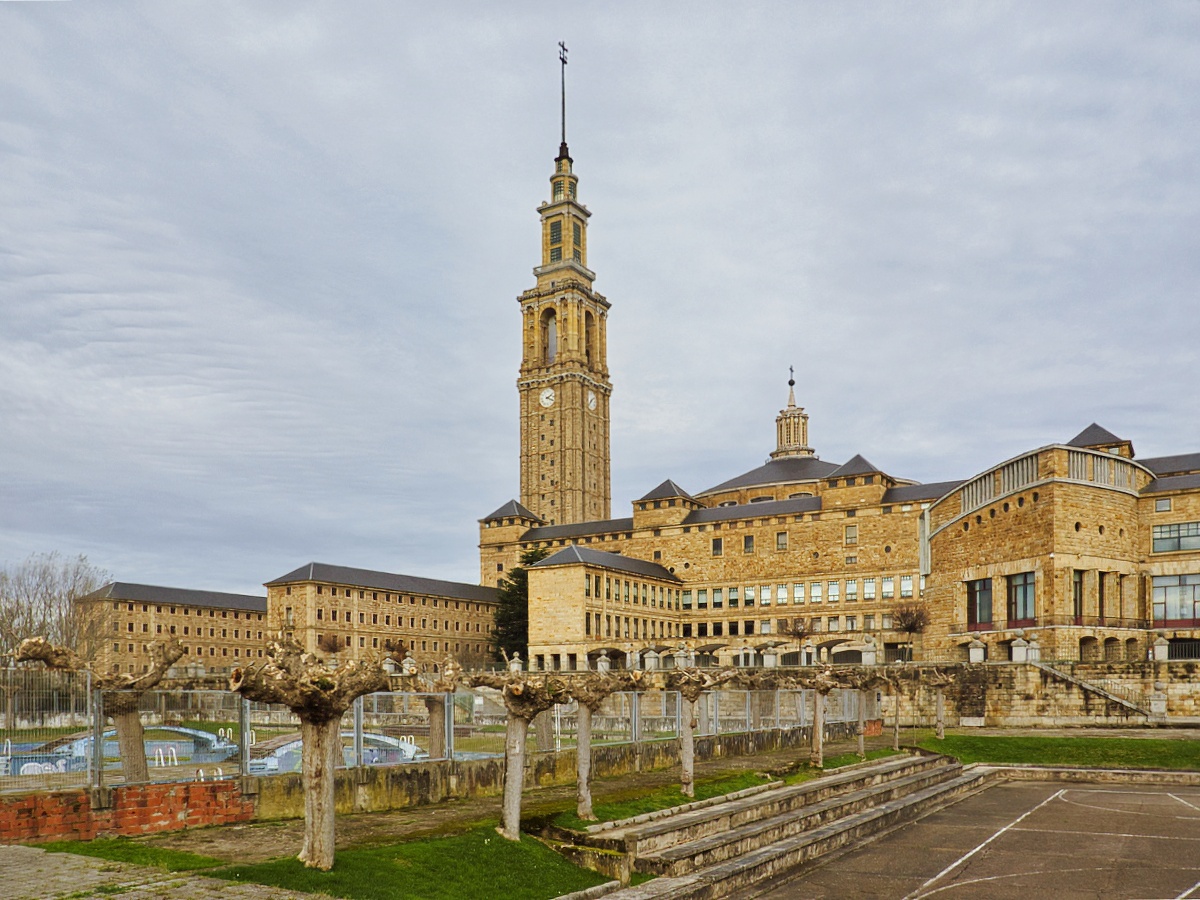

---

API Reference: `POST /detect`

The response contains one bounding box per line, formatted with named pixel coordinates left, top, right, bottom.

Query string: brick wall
left=0, top=780, right=255, bottom=844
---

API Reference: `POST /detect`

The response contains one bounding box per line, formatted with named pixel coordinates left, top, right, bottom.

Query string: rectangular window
left=584, top=576, right=590, bottom=597
left=712, top=622, right=723, bottom=637
left=793, top=583, right=804, bottom=604
left=549, top=220, right=562, bottom=244
left=846, top=616, right=858, bottom=631
left=776, top=531, right=787, bottom=551
left=1153, top=522, right=1200, bottom=553
left=759, top=620, right=772, bottom=635
left=760, top=584, right=771, bottom=607
left=882, top=577, right=895, bottom=599
left=967, top=578, right=993, bottom=628
left=827, top=581, right=839, bottom=603
left=777, top=584, right=787, bottom=605
left=744, top=620, right=755, bottom=635
left=810, top=582, right=822, bottom=603
left=845, top=579, right=858, bottom=601
left=744, top=586, right=756, bottom=607
left=697, top=589, right=708, bottom=609
left=864, top=613, right=875, bottom=630
left=1007, top=572, right=1036, bottom=623
left=864, top=578, right=877, bottom=601
left=682, top=623, right=693, bottom=638
left=1156, top=498, right=1173, bottom=512
left=549, top=246, right=562, bottom=262
left=712, top=588, right=724, bottom=609
left=712, top=537, right=723, bottom=556
left=1073, top=570, right=1084, bottom=619
left=900, top=575, right=913, bottom=598
left=1152, top=574, right=1200, bottom=624
left=743, top=534, right=755, bottom=554
left=729, top=621, right=739, bottom=636
left=572, top=221, right=582, bottom=246
left=810, top=618, right=822, bottom=633
left=682, top=590, right=693, bottom=610
left=697, top=622, right=708, bottom=638
left=728, top=587, right=739, bottom=608
left=553, top=180, right=565, bottom=200
left=827, top=617, right=840, bottom=633
left=844, top=524, right=858, bottom=545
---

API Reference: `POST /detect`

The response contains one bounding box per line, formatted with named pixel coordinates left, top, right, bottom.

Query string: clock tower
left=516, top=55, right=612, bottom=525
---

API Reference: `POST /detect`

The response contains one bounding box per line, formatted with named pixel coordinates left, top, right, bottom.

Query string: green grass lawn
left=918, top=733, right=1200, bottom=770
left=211, top=827, right=609, bottom=900
left=552, top=771, right=773, bottom=831
left=40, top=837, right=223, bottom=872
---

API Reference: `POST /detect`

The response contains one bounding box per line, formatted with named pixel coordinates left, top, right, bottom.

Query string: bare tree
left=892, top=603, right=930, bottom=662
left=570, top=671, right=643, bottom=820
left=229, top=638, right=404, bottom=870
left=664, top=667, right=739, bottom=797
left=0, top=553, right=109, bottom=658
left=16, top=636, right=183, bottom=784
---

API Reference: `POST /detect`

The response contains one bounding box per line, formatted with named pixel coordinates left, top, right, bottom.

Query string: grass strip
left=39, top=837, right=223, bottom=871
left=918, top=733, right=1200, bottom=770
left=211, top=826, right=609, bottom=900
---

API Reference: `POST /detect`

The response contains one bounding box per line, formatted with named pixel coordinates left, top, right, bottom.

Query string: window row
left=585, top=613, right=678, bottom=641
left=679, top=613, right=891, bottom=639
left=1152, top=574, right=1200, bottom=624
left=112, top=602, right=263, bottom=620
left=680, top=576, right=919, bottom=610
left=711, top=526, right=861, bottom=556
left=307, top=587, right=487, bottom=611
left=584, top=572, right=680, bottom=610
left=965, top=572, right=1035, bottom=629
left=1152, top=522, right=1200, bottom=553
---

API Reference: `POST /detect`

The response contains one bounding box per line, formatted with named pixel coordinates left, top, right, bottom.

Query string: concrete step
left=589, top=753, right=942, bottom=856
left=638, top=761, right=964, bottom=877
left=603, top=768, right=992, bottom=900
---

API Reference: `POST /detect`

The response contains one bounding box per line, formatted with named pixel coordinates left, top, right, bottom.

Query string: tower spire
left=787, top=365, right=796, bottom=408
left=558, top=41, right=569, bottom=159
left=771, top=367, right=815, bottom=460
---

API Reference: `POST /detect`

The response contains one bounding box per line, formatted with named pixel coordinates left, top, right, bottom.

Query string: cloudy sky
left=2, top=3, right=1198, bottom=596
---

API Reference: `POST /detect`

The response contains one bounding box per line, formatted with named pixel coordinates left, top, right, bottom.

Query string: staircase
left=560, top=753, right=988, bottom=899
left=1031, top=662, right=1152, bottom=716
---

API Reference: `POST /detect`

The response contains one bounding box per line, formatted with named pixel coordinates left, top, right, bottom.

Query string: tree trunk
left=111, top=705, right=148, bottom=785
left=4, top=687, right=15, bottom=733
left=298, top=717, right=341, bottom=870
left=892, top=689, right=901, bottom=751
left=500, top=714, right=529, bottom=840
left=680, top=695, right=696, bottom=798
left=809, top=689, right=824, bottom=767
left=576, top=703, right=595, bottom=820
left=424, top=695, right=447, bottom=760
left=857, top=689, right=866, bottom=759
left=532, top=708, right=554, bottom=752
left=936, top=687, right=945, bottom=740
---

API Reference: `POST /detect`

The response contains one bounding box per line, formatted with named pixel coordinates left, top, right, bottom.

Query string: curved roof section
left=699, top=456, right=840, bottom=496
left=267, top=562, right=497, bottom=604
left=685, top=495, right=821, bottom=524
left=531, top=546, right=681, bottom=582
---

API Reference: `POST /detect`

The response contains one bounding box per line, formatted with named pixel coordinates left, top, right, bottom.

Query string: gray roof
left=520, top=517, right=635, bottom=542
left=1140, top=452, right=1200, bottom=477
left=1068, top=423, right=1126, bottom=448
left=684, top=495, right=822, bottom=524
left=637, top=479, right=696, bottom=502
left=700, top=456, right=841, bottom=495
left=1142, top=474, right=1200, bottom=494
left=828, top=454, right=879, bottom=478
left=266, top=562, right=498, bottom=604
left=531, top=545, right=681, bottom=582
left=481, top=499, right=543, bottom=523
left=83, top=582, right=267, bottom=613
left=882, top=480, right=965, bottom=504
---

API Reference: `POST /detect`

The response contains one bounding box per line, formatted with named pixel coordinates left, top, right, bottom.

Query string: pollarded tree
left=892, top=602, right=931, bottom=662
left=229, top=638, right=403, bottom=870
left=570, top=670, right=645, bottom=820
left=490, top=547, right=550, bottom=662
left=664, top=667, right=740, bottom=797
left=16, top=636, right=183, bottom=785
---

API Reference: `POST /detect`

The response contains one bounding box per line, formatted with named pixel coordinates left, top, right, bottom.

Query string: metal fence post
left=91, top=685, right=104, bottom=789
left=631, top=691, right=642, bottom=743
left=745, top=691, right=752, bottom=733
left=239, top=698, right=251, bottom=777
left=353, top=696, right=364, bottom=768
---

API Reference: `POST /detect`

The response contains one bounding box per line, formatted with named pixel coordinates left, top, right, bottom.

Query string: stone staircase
left=1031, top=661, right=1152, bottom=717
left=560, top=753, right=989, bottom=899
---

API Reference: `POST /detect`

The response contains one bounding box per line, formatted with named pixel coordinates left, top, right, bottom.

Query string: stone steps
left=581, top=755, right=991, bottom=899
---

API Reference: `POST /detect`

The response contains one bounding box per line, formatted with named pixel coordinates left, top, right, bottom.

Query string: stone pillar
left=644, top=650, right=660, bottom=670
left=968, top=639, right=986, bottom=663
left=672, top=646, right=688, bottom=669
left=1026, top=636, right=1041, bottom=662
left=597, top=652, right=611, bottom=673
left=1150, top=681, right=1168, bottom=717
left=1153, top=636, right=1170, bottom=661
left=1010, top=637, right=1029, bottom=663
left=762, top=648, right=778, bottom=668
left=508, top=652, right=524, bottom=673
left=802, top=642, right=815, bottom=666
left=861, top=636, right=878, bottom=666
left=625, top=649, right=637, bottom=670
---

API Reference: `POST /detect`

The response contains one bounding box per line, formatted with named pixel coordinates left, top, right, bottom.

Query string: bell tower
left=516, top=44, right=612, bottom=526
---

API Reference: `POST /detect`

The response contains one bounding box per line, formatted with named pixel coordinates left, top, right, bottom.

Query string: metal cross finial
left=559, top=42, right=568, bottom=145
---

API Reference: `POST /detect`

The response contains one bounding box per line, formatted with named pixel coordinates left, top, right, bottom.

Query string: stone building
left=480, top=136, right=1200, bottom=672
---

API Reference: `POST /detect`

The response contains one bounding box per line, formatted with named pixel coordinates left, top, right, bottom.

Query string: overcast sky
left=2, top=3, right=1198, bottom=596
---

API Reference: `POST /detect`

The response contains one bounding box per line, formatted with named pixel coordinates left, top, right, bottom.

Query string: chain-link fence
left=0, top=668, right=873, bottom=794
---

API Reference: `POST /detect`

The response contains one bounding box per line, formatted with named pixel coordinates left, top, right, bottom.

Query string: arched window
left=584, top=311, right=596, bottom=366
left=541, top=308, right=557, bottom=363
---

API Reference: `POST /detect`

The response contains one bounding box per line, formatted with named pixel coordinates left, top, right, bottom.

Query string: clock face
left=587, top=390, right=597, bottom=411
left=539, top=387, right=556, bottom=408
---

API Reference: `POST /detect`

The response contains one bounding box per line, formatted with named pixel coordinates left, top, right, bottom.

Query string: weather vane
left=559, top=42, right=569, bottom=146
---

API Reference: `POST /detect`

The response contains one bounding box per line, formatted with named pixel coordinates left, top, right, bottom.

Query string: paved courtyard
left=760, top=781, right=1200, bottom=900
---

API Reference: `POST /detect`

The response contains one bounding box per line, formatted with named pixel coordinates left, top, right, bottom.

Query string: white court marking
left=1170, top=793, right=1200, bottom=812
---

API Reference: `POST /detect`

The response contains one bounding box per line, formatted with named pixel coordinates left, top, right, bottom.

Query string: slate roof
left=1139, top=452, right=1200, bottom=477
left=882, top=480, right=965, bottom=504
left=828, top=454, right=879, bottom=478
left=520, top=517, right=635, bottom=542
left=1142, top=474, right=1200, bottom=494
left=83, top=582, right=267, bottom=613
left=266, top=562, right=498, bottom=604
left=531, top=545, right=681, bottom=582
left=699, top=456, right=841, bottom=495
left=1068, top=423, right=1126, bottom=448
left=481, top=500, right=544, bottom=522
left=637, top=479, right=696, bottom=502
left=684, top=495, right=822, bottom=524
